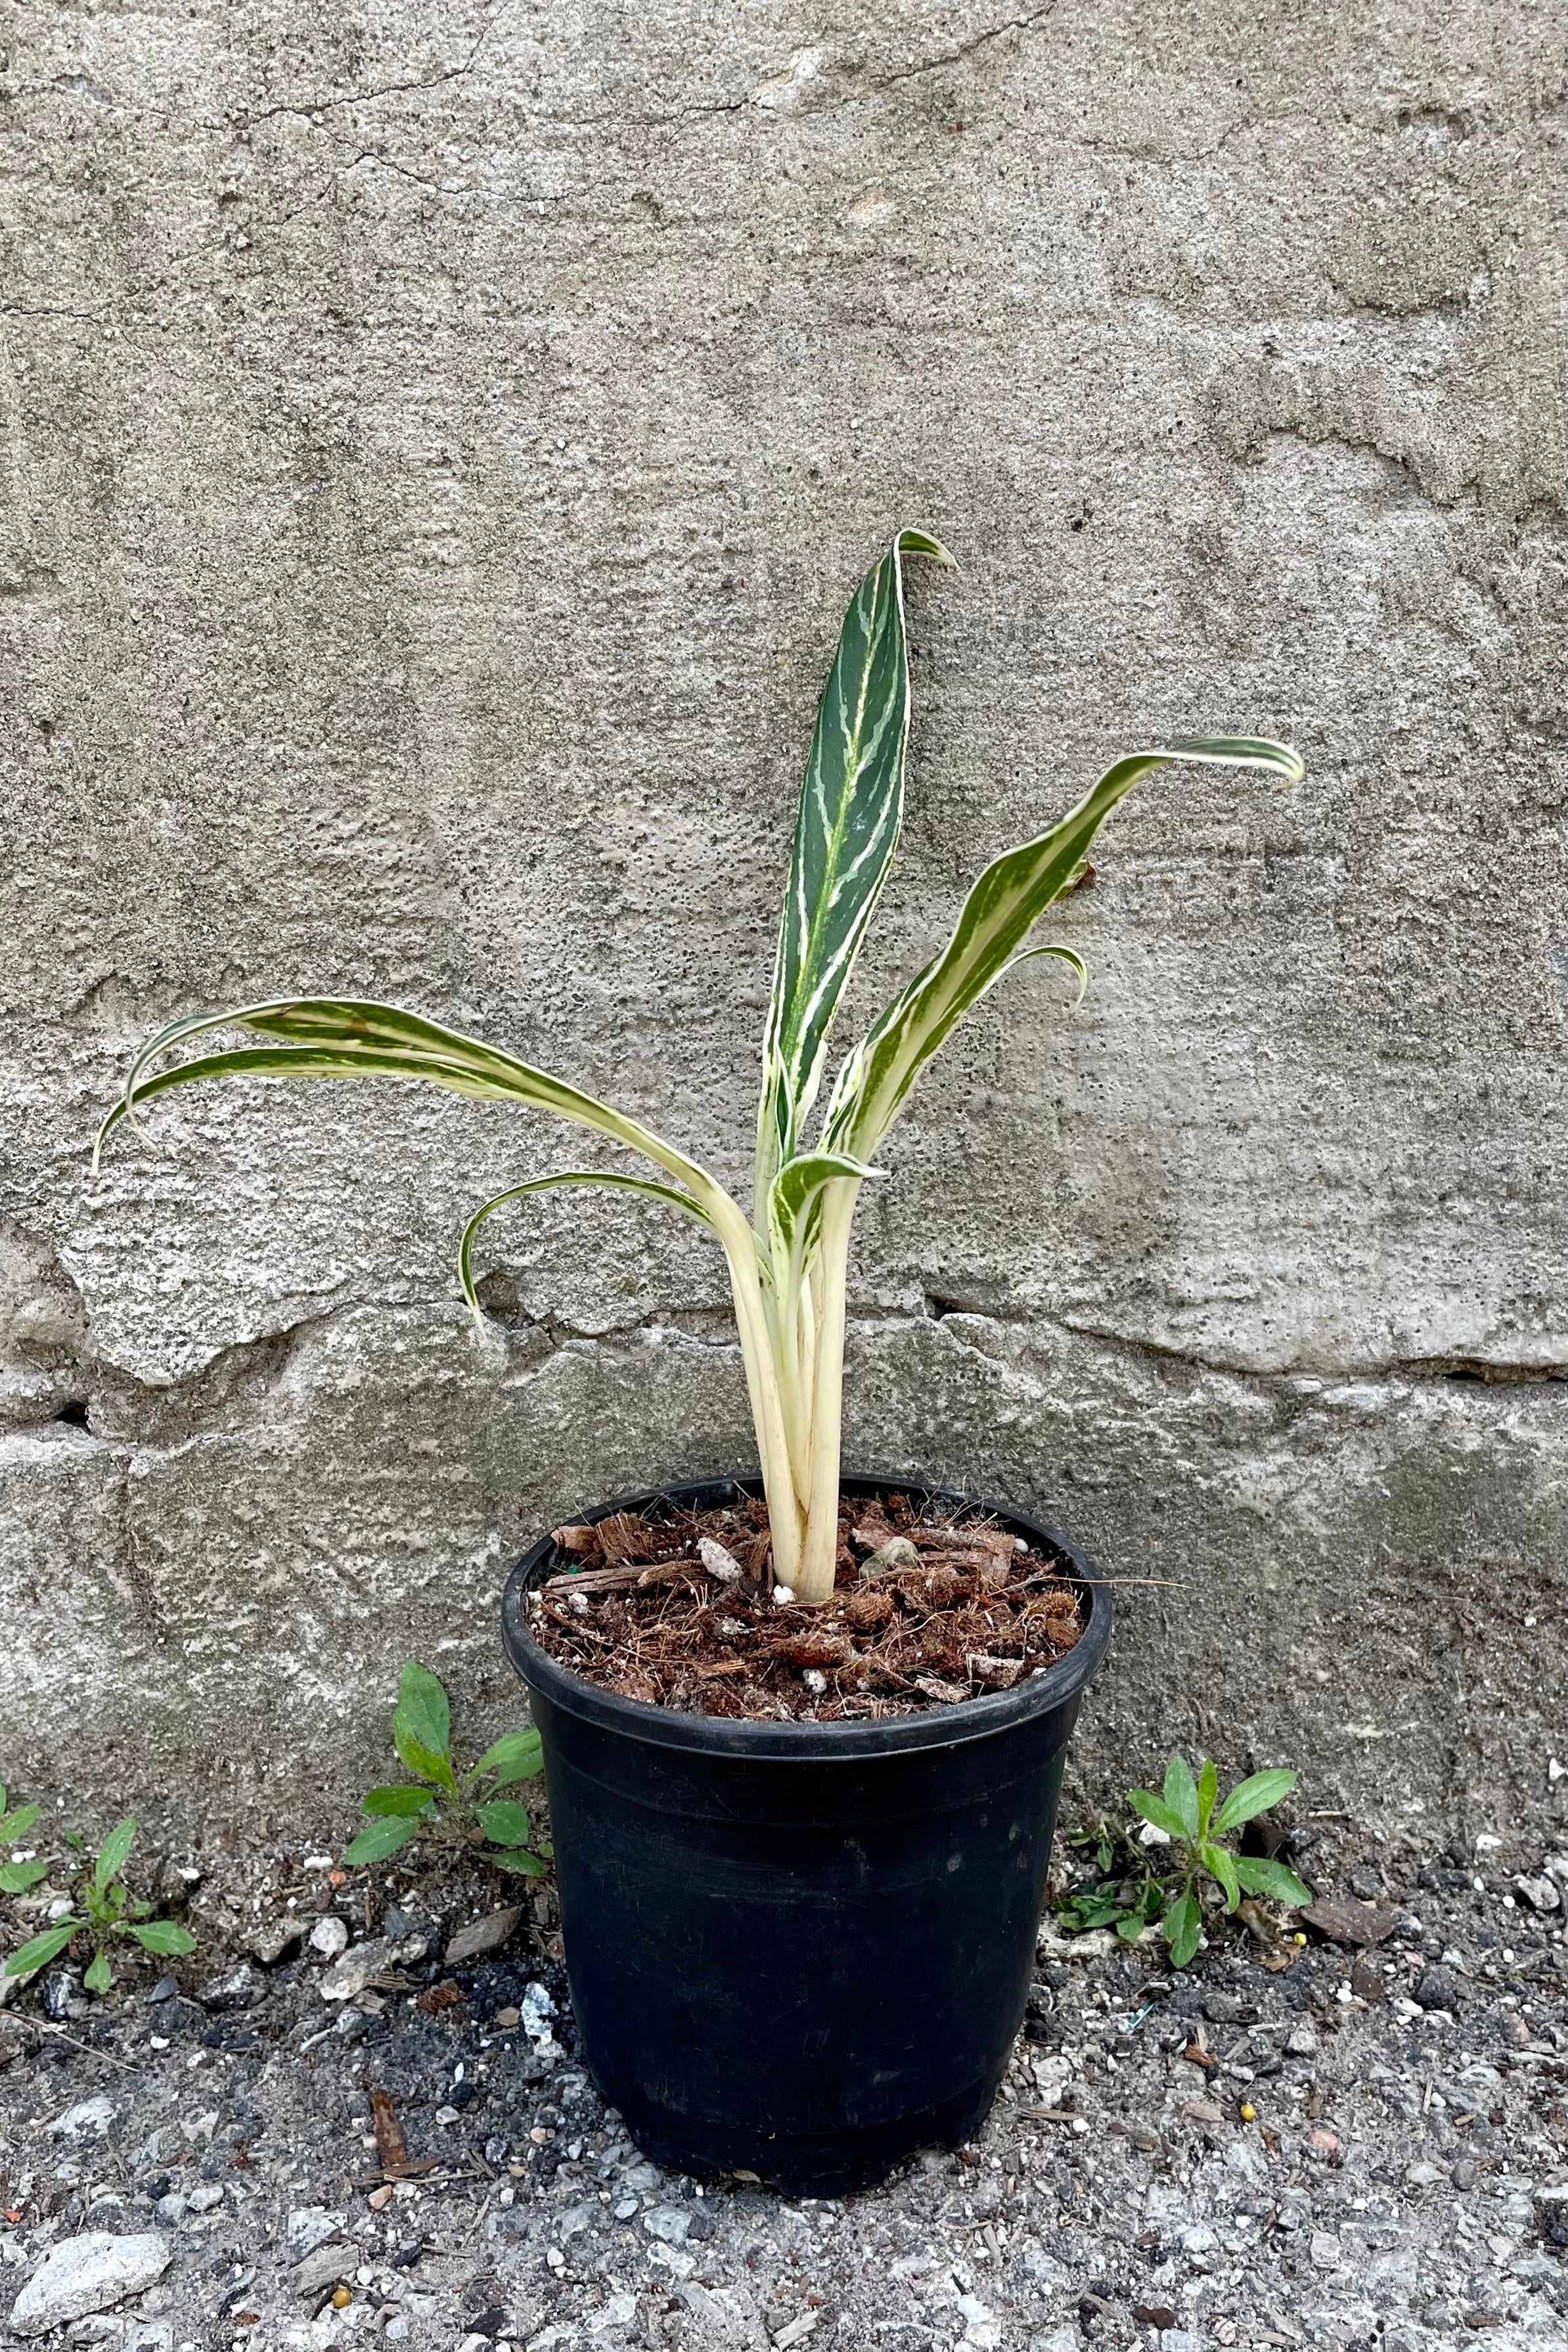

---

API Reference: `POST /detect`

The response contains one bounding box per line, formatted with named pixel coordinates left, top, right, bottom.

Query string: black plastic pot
left=501, top=1471, right=1111, bottom=2196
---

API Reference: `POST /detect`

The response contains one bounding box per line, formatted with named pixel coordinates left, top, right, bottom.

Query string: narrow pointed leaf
left=0, top=1803, right=40, bottom=1843
left=1163, top=1755, right=1200, bottom=1842
left=344, top=1815, right=423, bottom=1866
left=1197, top=1757, right=1218, bottom=1840
left=95, top=997, right=732, bottom=1211
left=1232, top=1857, right=1313, bottom=1908
left=392, top=1663, right=453, bottom=1793
left=1201, top=1840, right=1242, bottom=1913
left=468, top=1730, right=544, bottom=1786
left=361, top=1786, right=440, bottom=1819
left=1212, top=1768, right=1298, bottom=1835
left=94, top=1817, right=137, bottom=1895
left=126, top=1919, right=197, bottom=1956
left=756, top=529, right=952, bottom=1202
left=1127, top=1790, right=1186, bottom=1842
left=824, top=738, right=1303, bottom=1160
left=5, top=1920, right=81, bottom=1977
left=459, top=1171, right=717, bottom=1326
left=997, top=940, right=1089, bottom=1004
left=83, top=1949, right=114, bottom=1993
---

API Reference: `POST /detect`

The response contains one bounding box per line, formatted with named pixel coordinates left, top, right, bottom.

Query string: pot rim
left=501, top=1469, right=1112, bottom=1761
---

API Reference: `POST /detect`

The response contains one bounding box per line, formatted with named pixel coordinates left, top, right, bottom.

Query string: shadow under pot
left=500, top=1470, right=1111, bottom=2198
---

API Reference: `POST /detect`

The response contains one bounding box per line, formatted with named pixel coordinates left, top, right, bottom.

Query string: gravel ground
left=2, top=1836, right=1565, bottom=2352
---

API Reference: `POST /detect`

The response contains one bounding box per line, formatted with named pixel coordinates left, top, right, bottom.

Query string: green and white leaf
left=459, top=1171, right=720, bottom=1330
left=823, top=739, right=1305, bottom=1162
left=94, top=999, right=730, bottom=1218
left=755, top=528, right=953, bottom=1205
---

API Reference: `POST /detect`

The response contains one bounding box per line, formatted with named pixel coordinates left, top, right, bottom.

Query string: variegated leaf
left=823, top=737, right=1303, bottom=1159
left=95, top=997, right=725, bottom=1206
left=458, top=1169, right=721, bottom=1326
left=765, top=1150, right=878, bottom=1284
left=755, top=528, right=953, bottom=1207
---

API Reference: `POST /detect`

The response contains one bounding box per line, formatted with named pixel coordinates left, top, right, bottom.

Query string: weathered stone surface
left=7, top=2234, right=172, bottom=2337
left=0, top=3, right=1561, bottom=1841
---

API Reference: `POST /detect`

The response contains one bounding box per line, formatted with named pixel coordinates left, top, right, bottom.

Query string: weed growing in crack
left=345, top=1662, right=549, bottom=1878
left=1056, top=1757, right=1310, bottom=1966
left=3, top=1813, right=196, bottom=1992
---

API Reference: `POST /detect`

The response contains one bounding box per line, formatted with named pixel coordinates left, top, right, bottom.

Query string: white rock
left=319, top=1934, right=425, bottom=2002
left=642, top=2205, right=692, bottom=2245
left=9, top=2235, right=173, bottom=2338
left=49, top=2098, right=114, bottom=2139
left=284, top=2208, right=347, bottom=2259
left=308, top=1916, right=349, bottom=1959
left=698, top=1537, right=742, bottom=1582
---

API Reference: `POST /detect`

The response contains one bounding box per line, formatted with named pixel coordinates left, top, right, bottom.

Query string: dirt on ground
left=527, top=1491, right=1084, bottom=1721
left=1, top=1819, right=1565, bottom=2352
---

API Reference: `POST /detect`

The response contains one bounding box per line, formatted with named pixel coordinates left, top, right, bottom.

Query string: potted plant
left=98, top=531, right=1299, bottom=2191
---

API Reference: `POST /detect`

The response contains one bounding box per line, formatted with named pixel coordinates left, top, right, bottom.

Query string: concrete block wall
left=2, top=1, right=1562, bottom=1849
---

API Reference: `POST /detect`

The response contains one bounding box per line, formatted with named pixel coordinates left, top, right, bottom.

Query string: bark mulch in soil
left=526, top=1488, right=1085, bottom=1722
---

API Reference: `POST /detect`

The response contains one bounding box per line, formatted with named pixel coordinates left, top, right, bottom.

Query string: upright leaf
left=1197, top=1757, right=1218, bottom=1840
left=1201, top=1840, right=1242, bottom=1913
left=755, top=529, right=953, bottom=1205
left=0, top=1801, right=40, bottom=1843
left=1127, top=1789, right=1186, bottom=1842
left=823, top=740, right=1304, bottom=1161
left=1163, top=1755, right=1200, bottom=1843
left=83, top=1950, right=114, bottom=1994
left=94, top=1817, right=137, bottom=1895
left=393, top=1663, right=454, bottom=1791
left=1163, top=1889, right=1203, bottom=1969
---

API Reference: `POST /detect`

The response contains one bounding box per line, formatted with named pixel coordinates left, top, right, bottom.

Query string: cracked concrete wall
left=1, top=2, right=1564, bottom=1852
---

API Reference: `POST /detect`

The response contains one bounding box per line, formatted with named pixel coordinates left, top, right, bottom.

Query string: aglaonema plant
left=95, top=532, right=1302, bottom=1603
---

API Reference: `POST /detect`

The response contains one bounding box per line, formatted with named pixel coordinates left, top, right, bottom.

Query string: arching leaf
left=822, top=738, right=1303, bottom=1160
